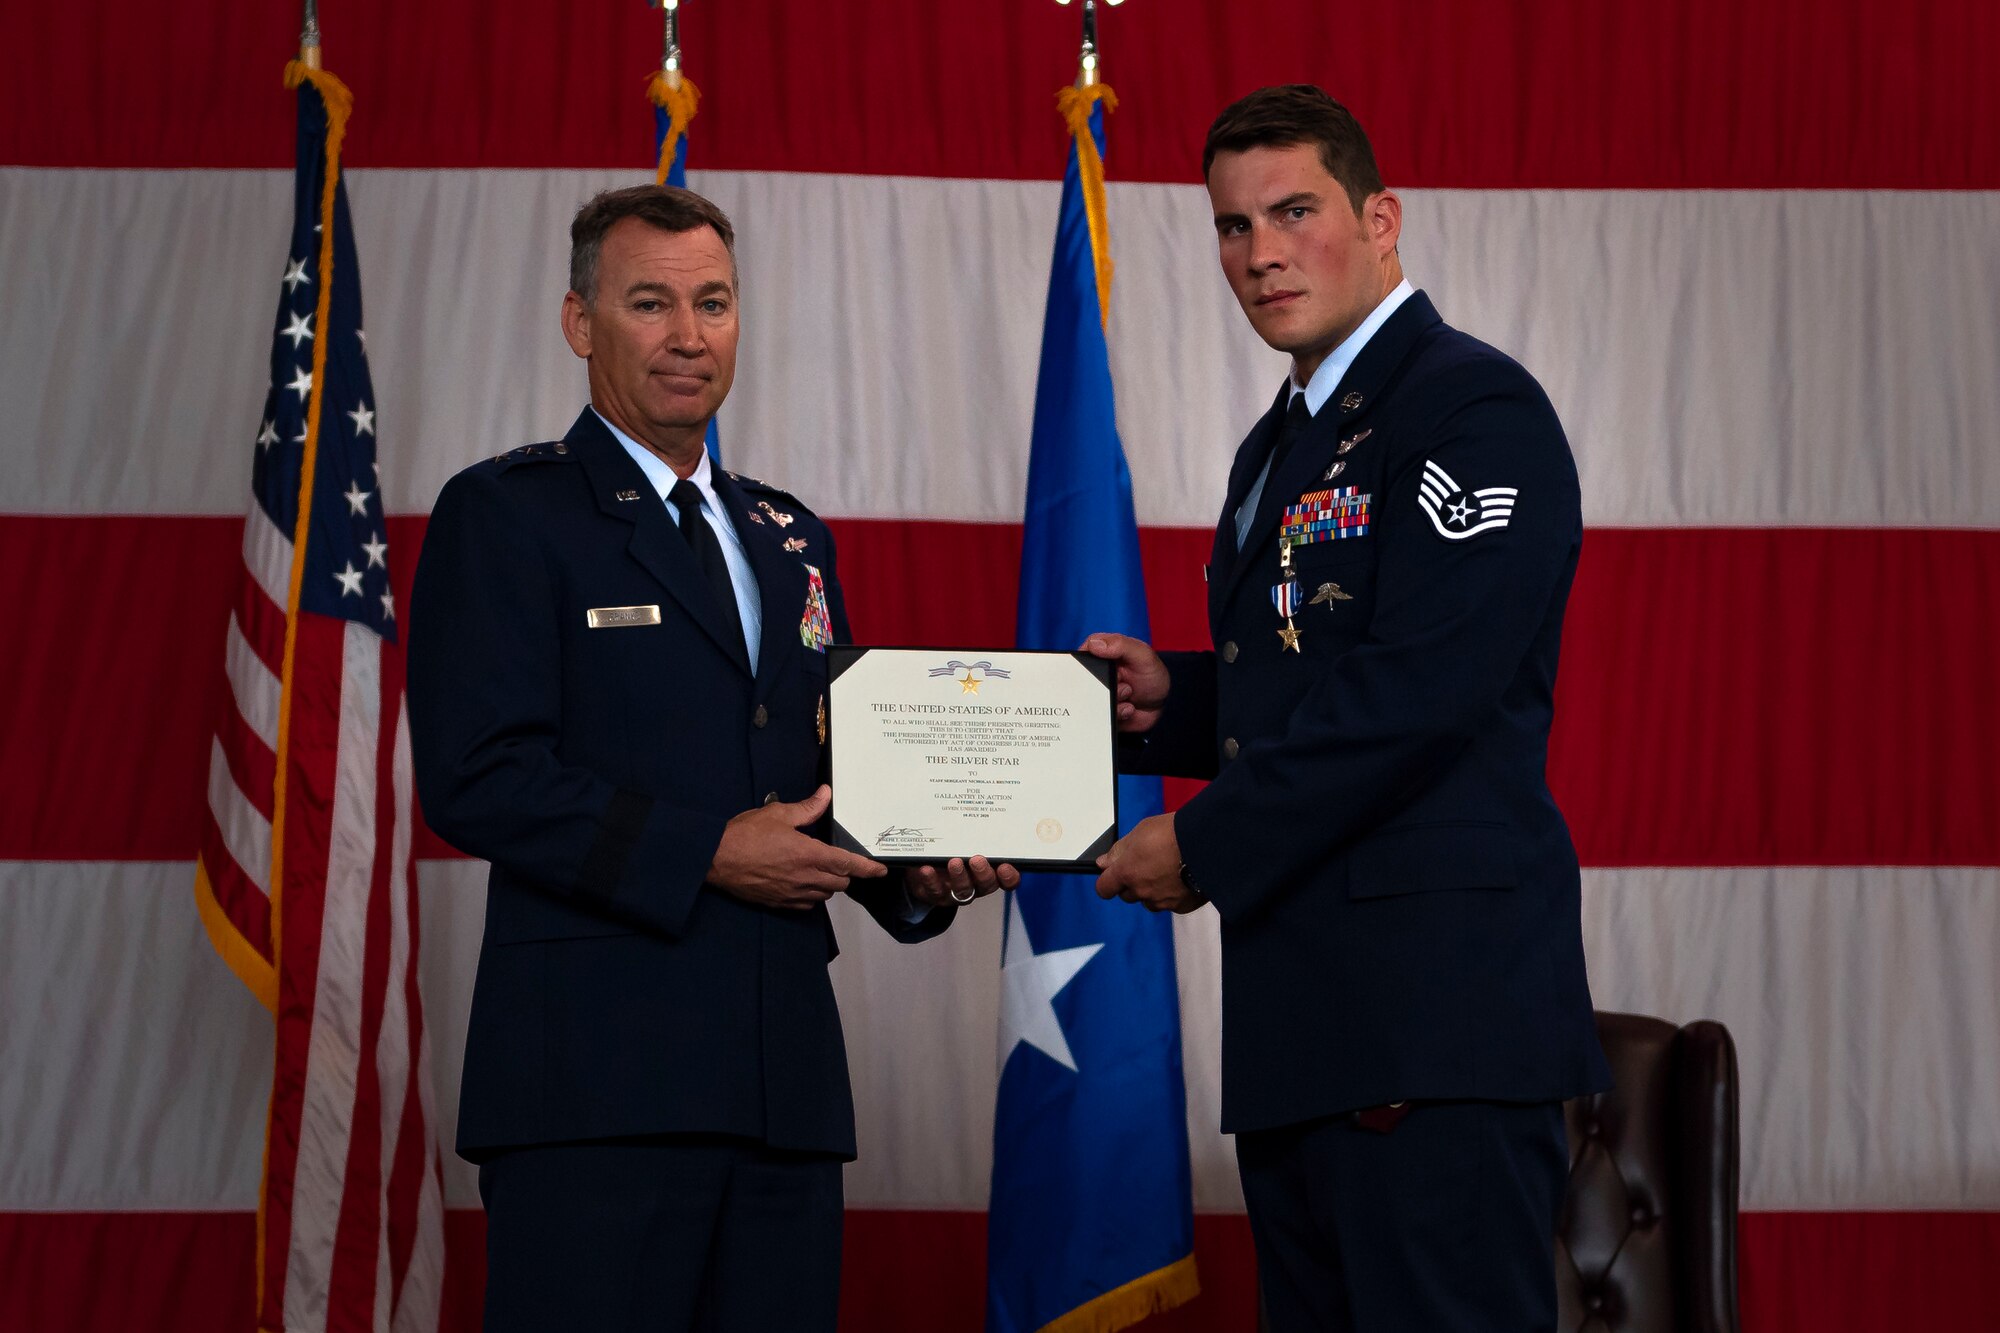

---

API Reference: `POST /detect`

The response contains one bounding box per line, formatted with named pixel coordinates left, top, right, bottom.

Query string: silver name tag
left=586, top=604, right=661, bottom=629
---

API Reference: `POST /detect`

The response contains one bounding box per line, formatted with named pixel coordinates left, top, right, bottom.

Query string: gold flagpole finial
left=1055, top=0, right=1125, bottom=86
left=652, top=0, right=686, bottom=91
left=299, top=0, right=323, bottom=68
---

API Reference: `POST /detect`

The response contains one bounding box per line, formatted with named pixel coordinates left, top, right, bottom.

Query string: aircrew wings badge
left=799, top=564, right=832, bottom=651
left=1418, top=460, right=1517, bottom=540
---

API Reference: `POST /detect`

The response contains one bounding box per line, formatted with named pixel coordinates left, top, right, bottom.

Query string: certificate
left=826, top=648, right=1118, bottom=870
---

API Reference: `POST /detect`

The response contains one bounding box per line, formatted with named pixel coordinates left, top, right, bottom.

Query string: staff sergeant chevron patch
left=1418, top=459, right=1518, bottom=540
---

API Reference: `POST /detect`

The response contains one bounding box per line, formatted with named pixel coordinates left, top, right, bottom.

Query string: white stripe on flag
left=225, top=613, right=282, bottom=753
left=243, top=510, right=295, bottom=611
left=284, top=622, right=383, bottom=1333
left=206, top=736, right=272, bottom=893
left=375, top=698, right=421, bottom=1330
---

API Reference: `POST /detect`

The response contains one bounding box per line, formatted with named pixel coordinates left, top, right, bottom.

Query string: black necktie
left=1267, top=393, right=1314, bottom=483
left=668, top=479, right=746, bottom=658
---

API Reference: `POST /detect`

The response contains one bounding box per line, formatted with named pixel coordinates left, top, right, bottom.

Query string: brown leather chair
left=1255, top=1012, right=1741, bottom=1332
left=1558, top=1011, right=1741, bottom=1333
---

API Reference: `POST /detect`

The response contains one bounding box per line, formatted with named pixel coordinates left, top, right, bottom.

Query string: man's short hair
left=1202, top=85, right=1386, bottom=216
left=568, top=184, right=737, bottom=303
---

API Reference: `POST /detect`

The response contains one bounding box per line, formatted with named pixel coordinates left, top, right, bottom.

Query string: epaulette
left=490, top=440, right=576, bottom=469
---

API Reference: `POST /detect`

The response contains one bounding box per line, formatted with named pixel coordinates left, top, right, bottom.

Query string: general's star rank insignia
left=1418, top=459, right=1518, bottom=540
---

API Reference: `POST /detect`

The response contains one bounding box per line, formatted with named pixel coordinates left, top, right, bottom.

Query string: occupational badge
left=758, top=500, right=796, bottom=527
left=1418, top=459, right=1517, bottom=540
left=1308, top=582, right=1352, bottom=606
left=1338, top=428, right=1372, bottom=455
left=799, top=564, right=832, bottom=651
left=783, top=536, right=808, bottom=553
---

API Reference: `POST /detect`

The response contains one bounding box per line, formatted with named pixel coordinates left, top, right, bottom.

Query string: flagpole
left=299, top=0, right=322, bottom=68
left=656, top=0, right=684, bottom=90
left=1058, top=0, right=1125, bottom=86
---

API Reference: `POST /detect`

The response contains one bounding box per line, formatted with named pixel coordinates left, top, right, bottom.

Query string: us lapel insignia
left=799, top=564, right=832, bottom=651
left=1339, top=428, right=1372, bottom=455
left=1340, top=391, right=1364, bottom=411
left=615, top=488, right=642, bottom=502
left=783, top=536, right=808, bottom=553
left=758, top=500, right=796, bottom=527
left=1308, top=581, right=1353, bottom=606
left=745, top=510, right=765, bottom=524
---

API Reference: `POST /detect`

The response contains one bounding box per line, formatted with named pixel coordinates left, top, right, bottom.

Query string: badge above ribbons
left=799, top=564, right=832, bottom=650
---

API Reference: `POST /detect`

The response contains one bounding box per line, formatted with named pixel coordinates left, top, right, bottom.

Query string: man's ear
left=1366, top=189, right=1402, bottom=257
left=560, top=290, right=591, bottom=360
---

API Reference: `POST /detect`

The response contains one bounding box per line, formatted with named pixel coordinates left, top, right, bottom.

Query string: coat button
left=752, top=705, right=769, bottom=728
left=763, top=791, right=781, bottom=806
left=1223, top=737, right=1240, bottom=760
left=1222, top=641, right=1239, bottom=663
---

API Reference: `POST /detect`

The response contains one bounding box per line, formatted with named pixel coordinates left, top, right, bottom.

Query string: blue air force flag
left=985, top=87, right=1198, bottom=1333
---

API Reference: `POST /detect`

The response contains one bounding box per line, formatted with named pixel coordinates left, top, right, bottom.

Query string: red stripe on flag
left=215, top=704, right=277, bottom=824
left=2, top=1209, right=1995, bottom=1332
left=199, top=810, right=272, bottom=957
left=3, top=516, right=1998, bottom=867
left=3, top=1, right=1995, bottom=185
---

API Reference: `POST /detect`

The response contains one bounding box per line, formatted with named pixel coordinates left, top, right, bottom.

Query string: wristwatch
left=1178, top=861, right=1207, bottom=902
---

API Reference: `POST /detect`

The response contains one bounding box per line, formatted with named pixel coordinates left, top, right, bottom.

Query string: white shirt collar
left=1288, top=279, right=1416, bottom=416
left=593, top=407, right=721, bottom=518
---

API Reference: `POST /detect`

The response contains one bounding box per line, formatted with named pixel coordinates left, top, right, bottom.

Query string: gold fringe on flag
left=646, top=71, right=703, bottom=185
left=1038, top=1253, right=1201, bottom=1333
left=1057, top=82, right=1119, bottom=330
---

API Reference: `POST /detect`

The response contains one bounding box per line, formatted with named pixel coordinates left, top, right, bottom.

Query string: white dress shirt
left=1233, top=279, right=1416, bottom=550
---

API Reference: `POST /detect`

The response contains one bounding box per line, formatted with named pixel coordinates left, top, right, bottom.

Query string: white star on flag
left=343, top=481, right=372, bottom=516
left=347, top=404, right=375, bottom=436
left=285, top=365, right=313, bottom=401
left=281, top=311, right=314, bottom=349
left=257, top=418, right=279, bottom=449
left=380, top=589, right=396, bottom=620
left=362, top=533, right=389, bottom=568
left=997, top=891, right=1101, bottom=1074
left=333, top=562, right=364, bottom=597
left=282, top=257, right=311, bottom=293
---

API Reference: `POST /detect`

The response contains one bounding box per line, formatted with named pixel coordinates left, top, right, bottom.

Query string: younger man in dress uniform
left=1089, top=86, right=1611, bottom=1332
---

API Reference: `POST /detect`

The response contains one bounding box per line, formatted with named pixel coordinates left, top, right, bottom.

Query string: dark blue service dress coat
left=408, top=407, right=949, bottom=1163
left=1129, top=292, right=1611, bottom=1135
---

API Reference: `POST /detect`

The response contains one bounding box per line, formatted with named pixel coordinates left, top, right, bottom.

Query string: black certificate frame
left=825, top=645, right=1119, bottom=872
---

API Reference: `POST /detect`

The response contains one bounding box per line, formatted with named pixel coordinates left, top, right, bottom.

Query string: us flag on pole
left=194, top=59, right=445, bottom=1333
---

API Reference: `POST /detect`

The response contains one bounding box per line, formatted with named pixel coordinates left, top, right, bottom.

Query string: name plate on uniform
left=827, top=647, right=1117, bottom=871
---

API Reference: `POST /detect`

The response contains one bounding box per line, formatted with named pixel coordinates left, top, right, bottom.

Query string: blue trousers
left=1237, top=1100, right=1568, bottom=1333
left=478, top=1135, right=844, bottom=1333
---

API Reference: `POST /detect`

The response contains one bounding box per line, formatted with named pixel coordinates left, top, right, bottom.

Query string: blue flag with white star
left=986, top=89, right=1198, bottom=1332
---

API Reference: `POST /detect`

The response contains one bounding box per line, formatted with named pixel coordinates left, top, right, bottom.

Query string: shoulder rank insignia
left=1419, top=460, right=1517, bottom=540
left=1280, top=486, right=1372, bottom=545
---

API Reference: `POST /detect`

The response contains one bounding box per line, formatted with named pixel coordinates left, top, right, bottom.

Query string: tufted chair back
left=1557, top=1011, right=1740, bottom=1333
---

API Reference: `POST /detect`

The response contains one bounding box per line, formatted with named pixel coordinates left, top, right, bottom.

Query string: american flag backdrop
left=0, top=3, right=1996, bottom=1331
left=193, top=60, right=444, bottom=1333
